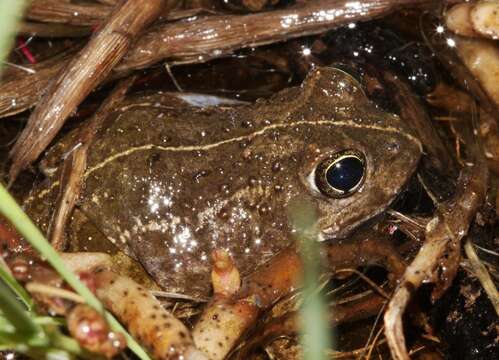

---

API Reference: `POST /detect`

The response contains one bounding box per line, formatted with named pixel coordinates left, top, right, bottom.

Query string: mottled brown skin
left=25, top=67, right=421, bottom=297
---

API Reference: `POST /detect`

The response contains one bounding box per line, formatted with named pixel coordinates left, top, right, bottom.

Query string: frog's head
left=286, top=67, right=422, bottom=240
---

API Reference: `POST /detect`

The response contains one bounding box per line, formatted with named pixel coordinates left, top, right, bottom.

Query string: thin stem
left=0, top=262, right=34, bottom=310
left=464, top=239, right=499, bottom=316
left=0, top=280, right=45, bottom=344
left=0, top=0, right=27, bottom=71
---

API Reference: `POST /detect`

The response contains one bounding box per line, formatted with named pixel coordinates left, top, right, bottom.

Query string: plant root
left=384, top=130, right=488, bottom=359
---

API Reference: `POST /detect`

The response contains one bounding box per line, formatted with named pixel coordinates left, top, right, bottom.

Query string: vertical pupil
left=325, top=156, right=364, bottom=192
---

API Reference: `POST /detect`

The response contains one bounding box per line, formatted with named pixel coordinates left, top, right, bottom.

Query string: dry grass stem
left=25, top=282, right=85, bottom=303
left=327, top=339, right=387, bottom=359
left=26, top=0, right=112, bottom=26
left=384, top=140, right=488, bottom=359
left=48, top=77, right=134, bottom=250
left=19, top=21, right=92, bottom=38
left=119, top=0, right=435, bottom=70
left=1, top=0, right=435, bottom=121
left=9, top=0, right=165, bottom=180
left=333, top=269, right=390, bottom=299
left=151, top=290, right=208, bottom=303
left=0, top=50, right=74, bottom=118
left=463, top=239, right=499, bottom=315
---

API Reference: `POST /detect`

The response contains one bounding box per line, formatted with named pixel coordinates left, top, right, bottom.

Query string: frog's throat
left=25, top=119, right=421, bottom=205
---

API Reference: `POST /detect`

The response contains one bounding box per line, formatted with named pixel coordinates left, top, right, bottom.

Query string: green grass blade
left=0, top=262, right=34, bottom=311
left=48, top=330, right=97, bottom=360
left=0, top=280, right=45, bottom=343
left=0, top=0, right=28, bottom=76
left=0, top=186, right=104, bottom=310
left=0, top=185, right=151, bottom=360
left=288, top=198, right=332, bottom=360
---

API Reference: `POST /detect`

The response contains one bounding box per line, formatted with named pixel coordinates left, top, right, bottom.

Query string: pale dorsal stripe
left=25, top=119, right=421, bottom=203
left=85, top=120, right=420, bottom=176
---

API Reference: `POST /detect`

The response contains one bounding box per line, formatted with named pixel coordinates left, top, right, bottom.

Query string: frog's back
left=26, top=68, right=421, bottom=297
left=76, top=91, right=311, bottom=296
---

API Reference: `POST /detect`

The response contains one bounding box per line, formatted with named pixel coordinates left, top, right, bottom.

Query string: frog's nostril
left=386, top=141, right=400, bottom=153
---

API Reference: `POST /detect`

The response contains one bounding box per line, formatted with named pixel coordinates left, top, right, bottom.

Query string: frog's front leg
left=192, top=235, right=407, bottom=360
left=192, top=249, right=257, bottom=359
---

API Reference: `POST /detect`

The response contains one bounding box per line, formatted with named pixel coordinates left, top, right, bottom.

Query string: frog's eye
left=315, top=150, right=366, bottom=198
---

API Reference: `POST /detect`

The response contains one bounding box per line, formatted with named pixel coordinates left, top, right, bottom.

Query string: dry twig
left=26, top=0, right=112, bottom=26
left=463, top=239, right=499, bottom=315
left=48, top=77, right=135, bottom=250
left=9, top=0, right=166, bottom=181
left=119, top=0, right=436, bottom=70
left=1, top=0, right=434, bottom=120
left=384, top=129, right=488, bottom=360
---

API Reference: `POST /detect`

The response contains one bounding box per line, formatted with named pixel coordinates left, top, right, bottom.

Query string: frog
left=24, top=67, right=422, bottom=298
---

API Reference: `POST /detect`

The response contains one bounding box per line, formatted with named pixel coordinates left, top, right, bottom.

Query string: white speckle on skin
left=91, top=194, right=100, bottom=205
left=177, top=94, right=246, bottom=107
